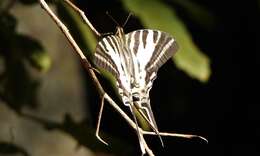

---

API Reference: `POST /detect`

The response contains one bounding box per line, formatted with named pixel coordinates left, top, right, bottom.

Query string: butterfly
left=94, top=26, right=178, bottom=149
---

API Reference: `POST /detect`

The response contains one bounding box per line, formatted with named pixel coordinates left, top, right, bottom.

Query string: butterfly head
left=115, top=26, right=125, bottom=39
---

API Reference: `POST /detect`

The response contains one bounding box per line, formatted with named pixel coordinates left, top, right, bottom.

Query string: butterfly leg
left=95, top=94, right=109, bottom=145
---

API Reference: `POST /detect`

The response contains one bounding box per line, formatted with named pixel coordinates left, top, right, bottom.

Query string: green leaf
left=16, top=34, right=51, bottom=72
left=29, top=49, right=51, bottom=72
left=121, top=0, right=211, bottom=82
left=172, top=0, right=216, bottom=29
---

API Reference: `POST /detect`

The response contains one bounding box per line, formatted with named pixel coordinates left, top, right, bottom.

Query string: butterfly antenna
left=123, top=12, right=133, bottom=28
left=106, top=11, right=120, bottom=26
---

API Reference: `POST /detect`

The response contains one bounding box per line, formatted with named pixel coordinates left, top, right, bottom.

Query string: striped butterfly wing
left=126, top=29, right=178, bottom=78
left=94, top=29, right=178, bottom=93
left=94, top=36, right=121, bottom=78
left=94, top=34, right=133, bottom=104
left=94, top=33, right=149, bottom=150
left=94, top=28, right=178, bottom=148
left=94, top=29, right=178, bottom=124
left=125, top=29, right=178, bottom=129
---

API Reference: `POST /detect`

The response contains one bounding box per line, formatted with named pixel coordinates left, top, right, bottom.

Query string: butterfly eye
left=132, top=95, right=140, bottom=102
left=141, top=102, right=147, bottom=108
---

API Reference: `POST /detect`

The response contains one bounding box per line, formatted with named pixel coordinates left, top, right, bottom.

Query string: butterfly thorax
left=115, top=26, right=126, bottom=43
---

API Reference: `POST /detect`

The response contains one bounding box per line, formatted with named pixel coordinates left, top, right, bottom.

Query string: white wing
left=125, top=29, right=178, bottom=132
left=125, top=29, right=178, bottom=92
left=94, top=35, right=133, bottom=104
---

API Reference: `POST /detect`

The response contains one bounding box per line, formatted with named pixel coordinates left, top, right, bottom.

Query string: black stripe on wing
left=126, top=29, right=178, bottom=73
left=146, top=31, right=178, bottom=72
left=94, top=36, right=120, bottom=78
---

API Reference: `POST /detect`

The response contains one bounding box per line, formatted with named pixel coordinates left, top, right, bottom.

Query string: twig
left=95, top=94, right=108, bottom=146
left=63, top=0, right=100, bottom=37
